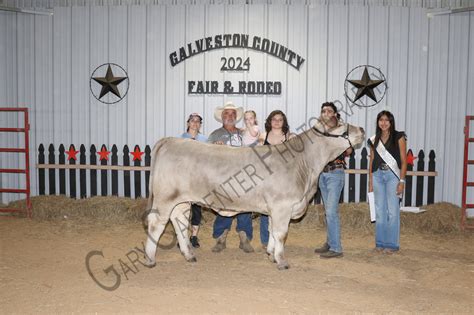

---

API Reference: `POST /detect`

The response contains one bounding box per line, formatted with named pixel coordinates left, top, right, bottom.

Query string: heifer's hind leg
left=144, top=206, right=171, bottom=268
left=170, top=203, right=196, bottom=262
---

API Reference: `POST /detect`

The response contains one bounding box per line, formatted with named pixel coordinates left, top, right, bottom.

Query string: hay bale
left=400, top=202, right=461, bottom=233
left=6, top=195, right=147, bottom=223
left=3, top=196, right=464, bottom=234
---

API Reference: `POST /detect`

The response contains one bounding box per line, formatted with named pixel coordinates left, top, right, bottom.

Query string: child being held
left=241, top=110, right=261, bottom=147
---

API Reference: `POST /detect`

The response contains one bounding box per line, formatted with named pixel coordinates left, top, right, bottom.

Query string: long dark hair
left=265, top=110, right=290, bottom=134
left=374, top=110, right=396, bottom=148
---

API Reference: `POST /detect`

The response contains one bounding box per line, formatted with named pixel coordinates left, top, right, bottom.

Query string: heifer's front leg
left=144, top=209, right=169, bottom=268
left=270, top=214, right=291, bottom=270
left=266, top=216, right=276, bottom=263
left=170, top=203, right=196, bottom=263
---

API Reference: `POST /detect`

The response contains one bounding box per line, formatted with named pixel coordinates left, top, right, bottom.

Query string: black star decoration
left=92, top=64, right=127, bottom=99
left=347, top=66, right=385, bottom=103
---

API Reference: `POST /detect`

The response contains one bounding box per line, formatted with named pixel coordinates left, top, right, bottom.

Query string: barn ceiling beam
left=427, top=6, right=474, bottom=17
left=0, top=5, right=53, bottom=15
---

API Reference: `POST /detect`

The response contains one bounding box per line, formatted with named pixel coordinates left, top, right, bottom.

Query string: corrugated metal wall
left=0, top=2, right=473, bottom=207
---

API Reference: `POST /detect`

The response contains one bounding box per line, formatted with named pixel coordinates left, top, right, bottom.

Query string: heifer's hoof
left=277, top=263, right=289, bottom=270
left=144, top=261, right=156, bottom=268
left=267, top=254, right=276, bottom=263
left=186, top=256, right=197, bottom=263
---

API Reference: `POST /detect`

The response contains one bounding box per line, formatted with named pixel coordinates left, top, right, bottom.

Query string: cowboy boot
left=211, top=229, right=229, bottom=253
left=238, top=231, right=255, bottom=253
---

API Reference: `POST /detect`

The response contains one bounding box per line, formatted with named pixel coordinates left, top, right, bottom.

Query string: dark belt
left=323, top=163, right=345, bottom=173
left=379, top=163, right=390, bottom=170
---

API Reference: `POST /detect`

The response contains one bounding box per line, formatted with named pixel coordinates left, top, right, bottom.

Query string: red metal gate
left=0, top=108, right=32, bottom=217
left=461, top=116, right=474, bottom=230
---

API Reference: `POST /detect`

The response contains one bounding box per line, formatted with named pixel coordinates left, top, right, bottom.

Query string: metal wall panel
left=385, top=6, right=409, bottom=135
left=425, top=14, right=449, bottom=204
left=223, top=5, right=246, bottom=116
left=246, top=4, right=267, bottom=131
left=0, top=3, right=473, bottom=206
left=443, top=12, right=470, bottom=206
left=183, top=4, right=205, bottom=134
left=52, top=6, right=71, bottom=195
left=326, top=4, right=347, bottom=105
left=88, top=5, right=109, bottom=197
left=344, top=4, right=368, bottom=201
left=266, top=5, right=288, bottom=115
left=164, top=5, right=185, bottom=138
left=34, top=14, right=53, bottom=198
left=107, top=5, right=127, bottom=197
left=108, top=5, right=128, bottom=149
left=468, top=13, right=473, bottom=217
left=367, top=5, right=389, bottom=131
left=71, top=5, right=90, bottom=196
left=287, top=5, right=307, bottom=132
left=467, top=12, right=473, bottom=116
left=71, top=6, right=90, bottom=148
left=404, top=8, right=429, bottom=204
left=128, top=5, right=147, bottom=197
left=0, top=12, right=18, bottom=202
left=145, top=5, right=166, bottom=142
left=306, top=4, right=328, bottom=120
left=17, top=13, right=36, bottom=201
left=127, top=5, right=147, bottom=148
left=204, top=4, right=225, bottom=134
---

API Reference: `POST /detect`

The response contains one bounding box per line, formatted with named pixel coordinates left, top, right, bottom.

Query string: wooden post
left=90, top=145, right=97, bottom=197
left=428, top=150, right=436, bottom=204
left=111, top=145, right=118, bottom=196
left=134, top=145, right=142, bottom=198
left=416, top=150, right=425, bottom=207
left=38, top=144, right=45, bottom=195
left=58, top=144, right=66, bottom=195
left=145, top=145, right=151, bottom=198
left=123, top=145, right=131, bottom=198
left=100, top=144, right=108, bottom=196
left=48, top=144, right=56, bottom=195
left=359, top=147, right=368, bottom=202
left=80, top=145, right=87, bottom=198
left=69, top=144, right=77, bottom=199
left=348, top=150, right=356, bottom=202
left=405, top=149, right=414, bottom=207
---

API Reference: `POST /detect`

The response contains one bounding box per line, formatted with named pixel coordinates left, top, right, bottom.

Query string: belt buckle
left=380, top=163, right=389, bottom=170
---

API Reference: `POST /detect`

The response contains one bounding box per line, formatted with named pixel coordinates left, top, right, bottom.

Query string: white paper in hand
left=368, top=192, right=376, bottom=223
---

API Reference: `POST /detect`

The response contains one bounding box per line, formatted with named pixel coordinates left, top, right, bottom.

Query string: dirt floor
left=1, top=213, right=473, bottom=314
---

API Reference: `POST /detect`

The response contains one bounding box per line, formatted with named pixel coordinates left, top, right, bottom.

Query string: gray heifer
left=144, top=120, right=365, bottom=270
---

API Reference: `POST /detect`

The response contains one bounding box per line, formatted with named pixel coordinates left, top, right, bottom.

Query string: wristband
left=399, top=179, right=405, bottom=183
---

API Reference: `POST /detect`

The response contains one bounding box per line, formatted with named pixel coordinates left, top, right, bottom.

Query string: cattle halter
left=312, top=123, right=353, bottom=148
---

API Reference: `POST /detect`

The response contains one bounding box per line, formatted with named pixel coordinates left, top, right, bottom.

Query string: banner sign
left=168, top=33, right=305, bottom=95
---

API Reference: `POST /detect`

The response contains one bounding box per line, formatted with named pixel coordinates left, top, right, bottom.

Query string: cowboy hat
left=214, top=101, right=244, bottom=123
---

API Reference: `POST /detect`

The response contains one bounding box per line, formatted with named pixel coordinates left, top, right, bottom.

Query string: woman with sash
left=368, top=111, right=407, bottom=253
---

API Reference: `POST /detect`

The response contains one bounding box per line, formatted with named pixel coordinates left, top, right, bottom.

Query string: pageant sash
left=370, top=135, right=400, bottom=179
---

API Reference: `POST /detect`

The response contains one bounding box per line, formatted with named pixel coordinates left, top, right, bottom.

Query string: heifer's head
left=313, top=118, right=365, bottom=150
left=307, top=118, right=365, bottom=167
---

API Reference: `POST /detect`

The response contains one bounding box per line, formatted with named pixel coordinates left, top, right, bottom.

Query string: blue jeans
left=319, top=168, right=344, bottom=253
left=260, top=215, right=269, bottom=245
left=213, top=213, right=253, bottom=240
left=373, top=169, right=401, bottom=250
